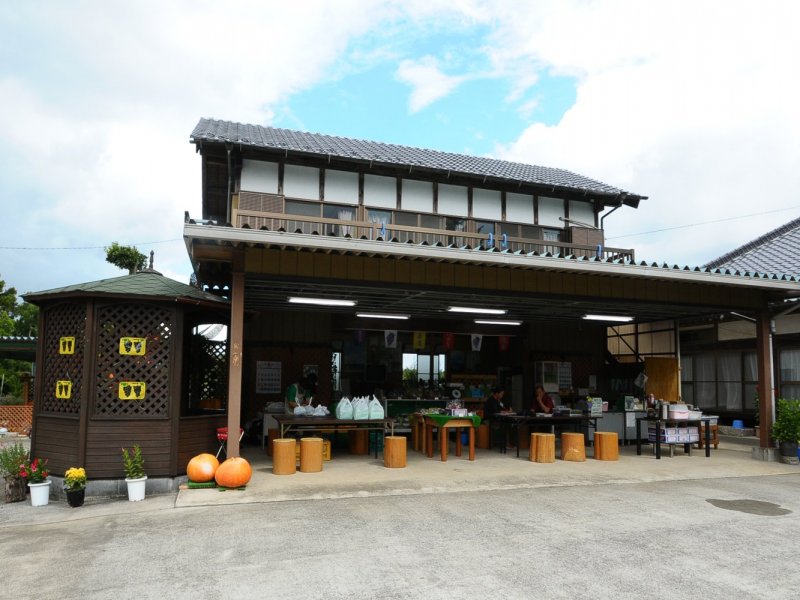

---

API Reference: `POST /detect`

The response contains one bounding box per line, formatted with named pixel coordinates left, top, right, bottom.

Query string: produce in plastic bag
left=293, top=405, right=306, bottom=416
left=353, top=396, right=370, bottom=420
left=336, top=397, right=353, bottom=419
left=313, top=404, right=329, bottom=416
left=368, top=396, right=385, bottom=419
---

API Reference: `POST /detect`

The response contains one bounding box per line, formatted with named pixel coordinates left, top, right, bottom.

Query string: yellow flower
left=64, top=467, right=87, bottom=489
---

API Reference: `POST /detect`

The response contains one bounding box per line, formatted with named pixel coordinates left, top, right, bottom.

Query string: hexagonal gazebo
left=24, top=266, right=230, bottom=483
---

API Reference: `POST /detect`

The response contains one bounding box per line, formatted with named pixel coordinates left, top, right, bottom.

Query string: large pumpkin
left=214, top=456, right=252, bottom=488
left=186, top=453, right=219, bottom=483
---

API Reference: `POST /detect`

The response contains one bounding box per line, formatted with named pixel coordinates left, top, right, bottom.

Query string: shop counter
left=273, top=415, right=395, bottom=459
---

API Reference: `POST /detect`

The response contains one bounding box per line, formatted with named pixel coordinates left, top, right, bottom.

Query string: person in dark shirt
left=533, top=384, right=555, bottom=414
left=484, top=385, right=513, bottom=448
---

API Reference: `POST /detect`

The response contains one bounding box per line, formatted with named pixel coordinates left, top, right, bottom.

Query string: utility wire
left=0, top=238, right=182, bottom=250
left=607, top=206, right=800, bottom=240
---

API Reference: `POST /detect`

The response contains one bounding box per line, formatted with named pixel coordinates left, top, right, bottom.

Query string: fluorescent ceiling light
left=288, top=297, right=356, bottom=307
left=448, top=306, right=507, bottom=315
left=583, top=314, right=633, bottom=322
left=474, top=319, right=522, bottom=326
left=356, top=313, right=410, bottom=320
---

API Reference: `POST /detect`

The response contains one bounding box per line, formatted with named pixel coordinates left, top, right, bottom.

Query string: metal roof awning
left=184, top=224, right=800, bottom=324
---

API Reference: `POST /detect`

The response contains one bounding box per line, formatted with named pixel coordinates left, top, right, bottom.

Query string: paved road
left=2, top=473, right=798, bottom=599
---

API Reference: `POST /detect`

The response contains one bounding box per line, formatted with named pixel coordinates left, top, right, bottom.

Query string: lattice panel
left=187, top=337, right=229, bottom=409
left=94, top=303, right=174, bottom=418
left=41, top=303, right=86, bottom=415
left=238, top=191, right=284, bottom=213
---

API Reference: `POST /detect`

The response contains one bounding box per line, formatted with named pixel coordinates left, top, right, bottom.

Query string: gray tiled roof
left=191, top=118, right=645, bottom=204
left=23, top=271, right=229, bottom=305
left=705, top=216, right=800, bottom=277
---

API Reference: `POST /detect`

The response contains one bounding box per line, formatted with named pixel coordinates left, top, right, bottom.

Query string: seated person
left=532, top=384, right=555, bottom=414
left=285, top=377, right=311, bottom=414
left=484, top=385, right=514, bottom=448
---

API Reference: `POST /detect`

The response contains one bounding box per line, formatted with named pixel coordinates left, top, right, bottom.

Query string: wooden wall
left=177, top=415, right=227, bottom=472
left=85, top=420, right=171, bottom=478
left=33, top=416, right=80, bottom=475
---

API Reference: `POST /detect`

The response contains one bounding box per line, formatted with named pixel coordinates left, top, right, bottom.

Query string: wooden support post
left=299, top=437, right=323, bottom=473
left=226, top=268, right=244, bottom=458
left=594, top=432, right=619, bottom=461
left=384, top=436, right=407, bottom=468
left=756, top=310, right=775, bottom=448
left=561, top=432, right=586, bottom=461
left=272, top=438, right=296, bottom=475
left=529, top=432, right=555, bottom=463
left=267, top=428, right=280, bottom=457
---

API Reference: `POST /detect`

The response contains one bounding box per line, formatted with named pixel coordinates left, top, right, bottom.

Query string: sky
left=2, top=0, right=800, bottom=298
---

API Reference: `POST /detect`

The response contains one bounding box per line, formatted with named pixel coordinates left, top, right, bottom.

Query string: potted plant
left=771, top=398, right=800, bottom=464
left=21, top=456, right=50, bottom=506
left=64, top=467, right=87, bottom=507
left=121, top=445, right=146, bottom=501
left=0, top=443, right=28, bottom=503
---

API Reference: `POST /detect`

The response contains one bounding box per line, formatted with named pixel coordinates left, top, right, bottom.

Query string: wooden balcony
left=231, top=206, right=634, bottom=262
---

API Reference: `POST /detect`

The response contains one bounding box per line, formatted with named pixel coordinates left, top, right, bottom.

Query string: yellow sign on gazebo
left=119, top=337, right=146, bottom=356
left=59, top=337, right=75, bottom=354
left=118, top=382, right=146, bottom=400
left=55, top=380, right=72, bottom=399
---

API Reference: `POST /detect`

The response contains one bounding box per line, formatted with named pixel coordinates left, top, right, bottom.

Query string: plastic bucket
left=732, top=419, right=744, bottom=429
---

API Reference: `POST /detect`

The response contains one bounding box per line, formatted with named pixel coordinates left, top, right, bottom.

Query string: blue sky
left=2, top=1, right=800, bottom=297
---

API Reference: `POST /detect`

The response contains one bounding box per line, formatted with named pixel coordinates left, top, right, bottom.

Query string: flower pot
left=28, top=480, right=51, bottom=507
left=66, top=488, right=85, bottom=508
left=4, top=475, right=27, bottom=503
left=125, top=476, right=147, bottom=501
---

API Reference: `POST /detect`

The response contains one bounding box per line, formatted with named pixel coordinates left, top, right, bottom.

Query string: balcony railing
left=231, top=208, right=634, bottom=262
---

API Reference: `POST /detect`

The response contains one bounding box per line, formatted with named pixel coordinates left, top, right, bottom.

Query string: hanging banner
left=442, top=332, right=456, bottom=350
left=384, top=330, right=397, bottom=349
left=119, top=337, right=146, bottom=356
left=498, top=335, right=510, bottom=352
left=413, top=331, right=426, bottom=349
left=471, top=334, right=483, bottom=351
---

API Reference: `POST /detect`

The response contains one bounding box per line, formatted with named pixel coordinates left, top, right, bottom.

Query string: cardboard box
left=295, top=439, right=331, bottom=461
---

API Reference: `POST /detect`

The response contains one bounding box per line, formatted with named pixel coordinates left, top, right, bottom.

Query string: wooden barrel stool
left=299, top=437, right=324, bottom=473
left=561, top=432, right=586, bottom=462
left=384, top=436, right=407, bottom=468
left=348, top=429, right=369, bottom=455
left=267, top=428, right=280, bottom=457
left=476, top=423, right=491, bottom=450
left=594, top=431, right=619, bottom=461
left=529, top=432, right=555, bottom=463
left=273, top=438, right=297, bottom=475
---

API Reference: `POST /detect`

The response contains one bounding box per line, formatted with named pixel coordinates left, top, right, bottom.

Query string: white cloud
left=396, top=56, right=468, bottom=112
left=488, top=0, right=800, bottom=266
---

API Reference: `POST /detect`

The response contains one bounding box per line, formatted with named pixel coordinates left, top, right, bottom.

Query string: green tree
left=105, top=242, right=147, bottom=274
left=0, top=275, right=37, bottom=399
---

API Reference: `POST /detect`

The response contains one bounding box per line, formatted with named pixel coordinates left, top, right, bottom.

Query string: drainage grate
left=706, top=499, right=791, bottom=516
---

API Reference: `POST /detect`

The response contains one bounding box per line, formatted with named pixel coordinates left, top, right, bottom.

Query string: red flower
left=19, top=468, right=28, bottom=478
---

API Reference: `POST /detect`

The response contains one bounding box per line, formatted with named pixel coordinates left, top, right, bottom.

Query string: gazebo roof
left=23, top=270, right=229, bottom=308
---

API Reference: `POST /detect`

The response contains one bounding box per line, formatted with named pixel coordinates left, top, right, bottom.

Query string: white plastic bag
left=336, top=397, right=353, bottom=419
left=293, top=405, right=306, bottom=416
left=313, top=404, right=329, bottom=416
left=353, top=396, right=370, bottom=420
left=368, top=396, right=385, bottom=419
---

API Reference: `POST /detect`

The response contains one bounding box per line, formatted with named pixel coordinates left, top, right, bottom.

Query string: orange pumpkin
left=214, top=456, right=252, bottom=488
left=186, top=453, right=219, bottom=483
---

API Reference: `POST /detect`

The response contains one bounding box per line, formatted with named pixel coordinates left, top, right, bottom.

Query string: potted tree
left=121, top=445, right=147, bottom=501
left=771, top=398, right=800, bottom=465
left=63, top=467, right=87, bottom=507
left=0, top=443, right=28, bottom=503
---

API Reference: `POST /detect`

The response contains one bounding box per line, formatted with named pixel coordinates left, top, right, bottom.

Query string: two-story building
left=184, top=118, right=800, bottom=456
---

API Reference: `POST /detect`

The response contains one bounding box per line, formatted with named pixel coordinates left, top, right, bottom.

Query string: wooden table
left=273, top=415, right=394, bottom=459
left=422, top=415, right=478, bottom=461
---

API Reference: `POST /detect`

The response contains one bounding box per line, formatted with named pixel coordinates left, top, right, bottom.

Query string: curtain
left=717, top=352, right=741, bottom=410
left=694, top=353, right=715, bottom=408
